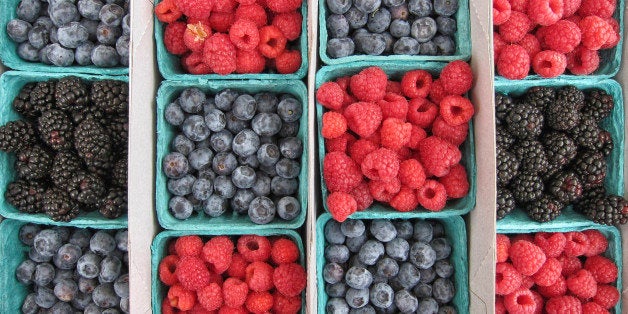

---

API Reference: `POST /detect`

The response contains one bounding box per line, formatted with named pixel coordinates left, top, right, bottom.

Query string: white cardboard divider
left=619, top=4, right=628, bottom=306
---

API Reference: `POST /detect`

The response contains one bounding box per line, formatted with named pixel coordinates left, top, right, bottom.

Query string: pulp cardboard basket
left=151, top=228, right=306, bottom=313
left=318, top=0, right=471, bottom=65
left=315, top=213, right=469, bottom=313
left=0, top=71, right=128, bottom=229
left=315, top=62, right=476, bottom=220
left=495, top=78, right=625, bottom=228
left=155, top=79, right=308, bottom=231
left=153, top=0, right=308, bottom=80
left=0, top=0, right=128, bottom=75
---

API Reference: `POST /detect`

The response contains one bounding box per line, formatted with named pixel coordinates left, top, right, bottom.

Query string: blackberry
left=548, top=171, right=583, bottom=204
left=105, top=114, right=128, bottom=149
left=582, top=195, right=628, bottom=225
left=496, top=188, right=515, bottom=220
left=495, top=93, right=514, bottom=124
left=5, top=180, right=46, bottom=213
left=38, top=109, right=74, bottom=150
left=111, top=157, right=127, bottom=189
left=574, top=186, right=606, bottom=213
left=12, top=83, right=39, bottom=119
left=556, top=85, right=585, bottom=110
left=525, top=194, right=564, bottom=222
left=50, top=151, right=83, bottom=190
left=504, top=103, right=543, bottom=139
left=90, top=80, right=128, bottom=114
left=544, top=100, right=580, bottom=131
left=67, top=171, right=106, bottom=205
left=15, top=145, right=52, bottom=180
left=513, top=139, right=548, bottom=174
left=98, top=188, right=127, bottom=219
left=510, top=172, right=544, bottom=204
left=71, top=106, right=106, bottom=125
left=598, top=130, right=614, bottom=157
left=570, top=117, right=601, bottom=150
left=0, top=120, right=36, bottom=152
left=43, top=188, right=80, bottom=222
left=54, top=76, right=89, bottom=111
left=29, top=81, right=56, bottom=115
left=496, top=125, right=515, bottom=150
left=496, top=149, right=519, bottom=186
left=541, top=131, right=577, bottom=168
left=74, top=118, right=113, bottom=172
left=581, top=89, right=614, bottom=122
left=523, top=86, right=556, bottom=111
left=572, top=151, right=606, bottom=189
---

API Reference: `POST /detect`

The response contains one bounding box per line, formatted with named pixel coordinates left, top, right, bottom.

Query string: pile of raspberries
left=316, top=62, right=474, bottom=222
left=493, top=0, right=621, bottom=79
left=158, top=234, right=306, bottom=313
left=496, top=230, right=620, bottom=313
left=155, top=0, right=303, bottom=75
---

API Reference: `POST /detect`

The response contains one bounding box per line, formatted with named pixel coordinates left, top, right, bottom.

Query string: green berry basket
left=495, top=78, right=624, bottom=228
left=318, top=0, right=471, bottom=65
left=316, top=62, right=476, bottom=220
left=153, top=0, right=308, bottom=80
left=497, top=222, right=623, bottom=314
left=155, top=79, right=307, bottom=231
left=0, top=0, right=129, bottom=75
left=0, top=71, right=128, bottom=229
left=315, top=213, right=469, bottom=313
left=151, top=228, right=306, bottom=313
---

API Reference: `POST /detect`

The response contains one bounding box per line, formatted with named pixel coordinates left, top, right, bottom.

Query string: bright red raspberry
left=245, top=291, right=274, bottom=313
left=175, top=0, right=213, bottom=20
left=209, top=11, right=234, bottom=33
left=168, top=284, right=196, bottom=311
left=336, top=76, right=350, bottom=91
left=164, top=21, right=190, bottom=55
left=222, top=278, right=249, bottom=308
left=184, top=21, right=211, bottom=52
left=538, top=275, right=567, bottom=298
left=344, top=101, right=383, bottom=138
left=504, top=289, right=537, bottom=313
left=322, top=112, right=347, bottom=139
left=532, top=50, right=567, bottom=78
left=386, top=81, right=402, bottom=94
left=369, top=178, right=401, bottom=203
left=390, top=186, right=419, bottom=212
left=593, top=284, right=620, bottom=309
left=564, top=14, right=581, bottom=24
left=531, top=291, right=544, bottom=314
left=439, top=164, right=469, bottom=198
left=273, top=293, right=302, bottom=314
left=579, top=16, right=613, bottom=51
left=432, top=116, right=468, bottom=146
left=202, top=235, right=234, bottom=274
left=545, top=295, right=582, bottom=314
left=562, top=0, right=581, bottom=17
left=236, top=49, right=265, bottom=74
left=175, top=235, right=204, bottom=257
left=496, top=297, right=506, bottom=314
left=350, top=67, right=388, bottom=102
left=237, top=235, right=271, bottom=262
left=235, top=4, right=267, bottom=27
left=416, top=179, right=447, bottom=211
left=418, top=136, right=461, bottom=177
left=212, top=0, right=237, bottom=12
left=518, top=33, right=541, bottom=59
left=497, top=44, right=530, bottom=79
left=407, top=125, right=427, bottom=150
left=245, top=261, right=274, bottom=291
left=499, top=11, right=533, bottom=43
left=316, top=82, right=344, bottom=110
left=162, top=298, right=176, bottom=314
left=543, top=20, right=581, bottom=54
left=380, top=118, right=412, bottom=150
left=566, top=46, right=600, bottom=75
left=585, top=255, right=618, bottom=284
left=350, top=181, right=373, bottom=210
left=182, top=51, right=213, bottom=74
left=509, top=240, right=547, bottom=276
left=361, top=148, right=400, bottom=181
left=494, top=32, right=507, bottom=59
left=534, top=232, right=566, bottom=258
left=520, top=275, right=535, bottom=290
left=271, top=238, right=299, bottom=264
left=204, top=33, right=237, bottom=75
left=496, top=262, right=523, bottom=295
left=267, top=0, right=302, bottom=12
left=272, top=12, right=302, bottom=41
left=439, top=95, right=474, bottom=126
left=407, top=98, right=438, bottom=128
left=567, top=269, right=598, bottom=299
left=558, top=255, right=582, bottom=277
left=189, top=303, right=215, bottom=314
left=229, top=19, right=260, bottom=51
left=273, top=263, right=306, bottom=297
left=601, top=17, right=620, bottom=49
left=428, top=78, right=448, bottom=104
left=197, top=283, right=222, bottom=311
left=512, top=234, right=534, bottom=243
left=533, top=257, right=562, bottom=286
left=327, top=191, right=358, bottom=222
left=496, top=234, right=511, bottom=263
left=156, top=0, right=183, bottom=23
left=493, top=0, right=512, bottom=25
left=377, top=93, right=409, bottom=120
left=564, top=231, right=590, bottom=257
left=323, top=152, right=362, bottom=192
left=325, top=133, right=356, bottom=153
left=398, top=159, right=426, bottom=190
left=528, top=0, right=563, bottom=25
left=400, top=70, right=432, bottom=99
left=227, top=252, right=249, bottom=280
left=258, top=25, right=287, bottom=58
left=583, top=230, right=608, bottom=256
left=439, top=61, right=473, bottom=95
left=159, top=255, right=180, bottom=286
left=578, top=0, right=616, bottom=19
left=218, top=306, right=248, bottom=314
left=175, top=255, right=211, bottom=291
left=275, top=50, right=302, bottom=74
left=582, top=302, right=610, bottom=314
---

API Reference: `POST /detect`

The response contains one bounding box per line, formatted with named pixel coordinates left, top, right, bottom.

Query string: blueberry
left=389, top=19, right=410, bottom=38
left=381, top=32, right=395, bottom=53
left=408, top=0, right=432, bottom=17
left=345, top=288, right=370, bottom=309
left=93, top=283, right=120, bottom=308
left=182, top=115, right=211, bottom=142
left=198, top=168, right=217, bottom=181
left=270, top=176, right=298, bottom=196
left=346, top=232, right=367, bottom=253
left=71, top=291, right=93, bottom=310
left=279, top=137, right=303, bottom=159
left=411, top=17, right=437, bottom=43
left=433, top=35, right=455, bottom=55
left=434, top=0, right=458, bottom=16
left=35, top=286, right=56, bottom=309
left=438, top=305, right=457, bottom=314
left=420, top=41, right=438, bottom=55
left=327, top=298, right=350, bottom=313
left=77, top=255, right=102, bottom=282
left=232, top=94, right=257, bottom=120
left=34, top=229, right=63, bottom=258
left=355, top=32, right=386, bottom=55
left=179, top=88, right=205, bottom=114
left=275, top=158, right=300, bottom=179
left=164, top=102, right=185, bottom=126
left=96, top=23, right=121, bottom=45
left=192, top=178, right=213, bottom=200
left=171, top=134, right=194, bottom=155
left=419, top=266, right=437, bottom=283
left=230, top=189, right=255, bottom=214
left=203, top=194, right=228, bottom=217
left=99, top=255, right=122, bottom=282
left=29, top=247, right=52, bottom=263
left=390, top=4, right=410, bottom=20
left=327, top=282, right=348, bottom=298
left=436, top=16, right=457, bottom=35
left=327, top=38, right=355, bottom=58
left=210, top=130, right=234, bottom=153
left=383, top=0, right=404, bottom=6
left=163, top=152, right=189, bottom=179
left=367, top=8, right=391, bottom=33
left=393, top=36, right=420, bottom=54
left=413, top=283, right=432, bottom=298
left=341, top=219, right=365, bottom=238
left=325, top=244, right=350, bottom=263
left=409, top=242, right=436, bottom=269
left=327, top=0, right=352, bottom=14
left=121, top=13, right=130, bottom=36
left=370, top=220, right=397, bottom=242
left=85, top=303, right=104, bottom=314
left=278, top=121, right=299, bottom=137
left=345, top=266, right=373, bottom=289
left=257, top=143, right=281, bottom=167
left=19, top=224, right=41, bottom=246
left=100, top=4, right=125, bottom=26
left=226, top=112, right=249, bottom=134
left=232, top=129, right=260, bottom=157
left=275, top=196, right=300, bottom=220
left=238, top=154, right=259, bottom=169
left=323, top=262, right=345, bottom=285
left=232, top=166, right=257, bottom=189
left=78, top=0, right=104, bottom=20
left=17, top=0, right=42, bottom=23
left=205, top=109, right=227, bottom=132
left=376, top=256, right=399, bottom=278
left=431, top=237, right=452, bottom=260
left=413, top=220, right=433, bottom=242
left=92, top=44, right=119, bottom=67
left=248, top=196, right=275, bottom=224
left=81, top=19, right=100, bottom=41
left=53, top=227, right=71, bottom=242
left=16, top=259, right=37, bottom=284
left=120, top=297, right=130, bottom=313
left=434, top=259, right=454, bottom=279
left=115, top=230, right=128, bottom=252
left=167, top=174, right=194, bottom=196
left=189, top=147, right=213, bottom=170
left=369, top=282, right=394, bottom=308
left=253, top=92, right=278, bottom=113
left=354, top=0, right=381, bottom=13
left=345, top=6, right=368, bottom=29
left=277, top=97, right=302, bottom=123
left=54, top=243, right=82, bottom=269
left=390, top=221, right=411, bottom=240
left=53, top=278, right=78, bottom=302
left=49, top=1, right=80, bottom=27
left=28, top=25, right=49, bottom=49
left=327, top=14, right=350, bottom=38
left=114, top=274, right=129, bottom=297
left=212, top=152, right=237, bottom=175
left=34, top=263, right=56, bottom=286
left=34, top=17, right=54, bottom=32
left=7, top=19, right=32, bottom=43
left=260, top=163, right=277, bottom=176
left=213, top=175, right=236, bottom=198
left=324, top=220, right=346, bottom=244
left=91, top=230, right=116, bottom=255
left=50, top=301, right=74, bottom=314
left=398, top=262, right=422, bottom=289
left=251, top=113, right=282, bottom=137
left=57, top=22, right=89, bottom=48
left=418, top=297, right=439, bottom=313
left=22, top=293, right=40, bottom=314
left=17, top=42, right=40, bottom=61
left=386, top=237, right=409, bottom=261
left=358, top=240, right=384, bottom=265
left=349, top=255, right=367, bottom=269
left=215, top=89, right=239, bottom=111
left=251, top=172, right=271, bottom=196
left=394, top=289, right=418, bottom=313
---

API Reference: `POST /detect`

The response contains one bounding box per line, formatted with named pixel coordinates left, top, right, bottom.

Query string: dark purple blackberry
left=504, top=103, right=544, bottom=139
left=556, top=85, right=585, bottom=110
left=495, top=93, right=514, bottom=124
left=15, top=145, right=52, bottom=180
left=105, top=114, right=128, bottom=149
left=570, top=117, right=601, bottom=150
left=548, top=171, right=583, bottom=204
left=54, top=76, right=89, bottom=111
left=50, top=151, right=83, bottom=190
left=111, top=157, right=127, bottom=189
left=0, top=120, right=36, bottom=152
left=525, top=194, right=564, bottom=222
left=43, top=187, right=80, bottom=222
left=497, top=188, right=515, bottom=220
left=581, top=195, right=628, bottom=225
left=523, top=86, right=556, bottom=111
left=98, top=188, right=127, bottom=219
left=541, top=131, right=577, bottom=168
left=74, top=118, right=113, bottom=173
left=572, top=151, right=606, bottom=189
left=513, top=139, right=548, bottom=174
left=28, top=81, right=56, bottom=114
left=544, top=100, right=580, bottom=131
left=581, top=89, right=613, bottom=123
left=12, top=83, right=39, bottom=119
left=5, top=180, right=46, bottom=213
left=496, top=148, right=520, bottom=186
left=598, top=130, right=614, bottom=157
left=67, top=171, right=106, bottom=205
left=71, top=106, right=106, bottom=125
left=574, top=186, right=606, bottom=213
left=496, top=125, right=515, bottom=150
left=90, top=80, right=129, bottom=114
left=37, top=109, right=74, bottom=150
left=510, top=172, right=544, bottom=204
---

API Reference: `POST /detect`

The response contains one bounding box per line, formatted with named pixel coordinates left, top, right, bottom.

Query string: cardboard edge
left=618, top=3, right=628, bottom=307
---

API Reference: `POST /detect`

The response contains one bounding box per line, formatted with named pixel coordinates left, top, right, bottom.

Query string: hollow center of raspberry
left=496, top=273, right=503, bottom=283
left=267, top=38, right=278, bottom=48
left=246, top=241, right=259, bottom=251
left=516, top=295, right=534, bottom=306
left=242, top=34, right=252, bottom=44
left=450, top=106, right=463, bottom=116
left=168, top=264, right=176, bottom=273
left=540, top=60, right=553, bottom=69
left=424, top=188, right=435, bottom=199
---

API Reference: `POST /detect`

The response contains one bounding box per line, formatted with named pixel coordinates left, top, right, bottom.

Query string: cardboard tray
left=155, top=79, right=308, bottom=231
left=0, top=71, right=128, bottom=229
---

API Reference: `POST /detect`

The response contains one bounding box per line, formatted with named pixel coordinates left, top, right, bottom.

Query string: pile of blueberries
left=323, top=218, right=457, bottom=313
left=15, top=224, right=129, bottom=313
left=163, top=88, right=304, bottom=225
left=325, top=0, right=459, bottom=58
left=6, top=0, right=130, bottom=67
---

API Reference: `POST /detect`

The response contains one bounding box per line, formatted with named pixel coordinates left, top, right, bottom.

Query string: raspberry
left=266, top=0, right=302, bottom=13
left=184, top=21, right=211, bottom=52
left=325, top=133, right=356, bottom=153
left=398, top=159, right=426, bottom=190
left=518, top=34, right=541, bottom=58
left=578, top=0, right=616, bottom=19
left=386, top=81, right=402, bottom=94
left=593, top=284, right=619, bottom=309
left=222, top=278, right=249, bottom=308
left=316, top=82, right=344, bottom=110
left=566, top=46, right=600, bottom=75
left=542, top=20, right=581, bottom=54
left=202, top=236, right=234, bottom=274
left=322, top=112, right=347, bottom=139
left=350, top=182, right=373, bottom=210
left=504, top=289, right=537, bottom=313
left=562, top=0, right=581, bottom=17
left=361, top=148, right=400, bottom=181
left=273, top=293, right=302, bottom=314
left=494, top=32, right=507, bottom=59
left=336, top=76, right=350, bottom=91
left=229, top=19, right=260, bottom=51
left=197, top=283, right=223, bottom=311
left=189, top=303, right=216, bottom=314
left=272, top=12, right=302, bottom=41
left=245, top=261, right=274, bottom=291
left=601, top=18, right=620, bottom=49
left=175, top=0, right=214, bottom=20
left=275, top=50, right=302, bottom=74
left=237, top=235, right=271, bottom=262
left=350, top=67, right=388, bottom=102
left=159, top=255, right=180, bottom=286
left=164, top=22, right=190, bottom=55
left=369, top=178, right=401, bottom=203
left=583, top=230, right=608, bottom=257
left=509, top=240, right=547, bottom=276
left=428, top=79, right=448, bottom=104
left=496, top=297, right=507, bottom=314
left=343, top=101, right=383, bottom=138
left=497, top=44, right=530, bottom=79
left=245, top=291, right=274, bottom=313
left=512, top=234, right=534, bottom=243
left=380, top=118, right=412, bottom=150
left=530, top=291, right=543, bottom=314
left=400, top=70, right=432, bottom=99
left=545, top=295, right=582, bottom=314
left=235, top=4, right=268, bottom=27
left=527, top=0, right=563, bottom=25
left=181, top=51, right=212, bottom=74
left=377, top=93, right=408, bottom=120
left=175, top=255, right=211, bottom=291
left=273, top=263, right=306, bottom=296
left=496, top=263, right=523, bottom=295
left=407, top=98, right=438, bottom=128
left=537, top=275, right=567, bottom=298
left=219, top=306, right=248, bottom=314
left=156, top=0, right=183, bottom=23
left=258, top=26, right=287, bottom=58
left=214, top=0, right=238, bottom=12
left=509, top=0, right=528, bottom=12
left=236, top=49, right=266, bottom=74
left=439, top=164, right=469, bottom=198
left=439, top=95, right=474, bottom=126
left=566, top=269, right=597, bottom=299
left=168, top=284, right=196, bottom=311
left=407, top=125, right=427, bottom=150
left=534, top=232, right=566, bottom=258
left=585, top=255, right=618, bottom=284
left=532, top=50, right=567, bottom=78
left=493, top=0, right=512, bottom=25
left=227, top=252, right=249, bottom=279
left=579, top=16, right=613, bottom=51
left=439, top=61, right=473, bottom=95
left=326, top=191, right=358, bottom=222
left=323, top=152, right=362, bottom=192
left=209, top=12, right=234, bottom=33
left=499, top=11, right=533, bottom=43
left=520, top=275, right=535, bottom=290
left=564, top=231, right=589, bottom=257
left=175, top=235, right=204, bottom=257
left=416, top=179, right=447, bottom=211
left=417, top=136, right=461, bottom=177
left=204, top=33, right=237, bottom=75
left=532, top=257, right=562, bottom=286
left=342, top=93, right=356, bottom=107
left=432, top=116, right=468, bottom=146
left=558, top=255, right=582, bottom=277
left=582, top=302, right=610, bottom=314
left=390, top=186, right=419, bottom=212
left=271, top=238, right=299, bottom=264
left=496, top=234, right=511, bottom=263
left=162, top=298, right=176, bottom=314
